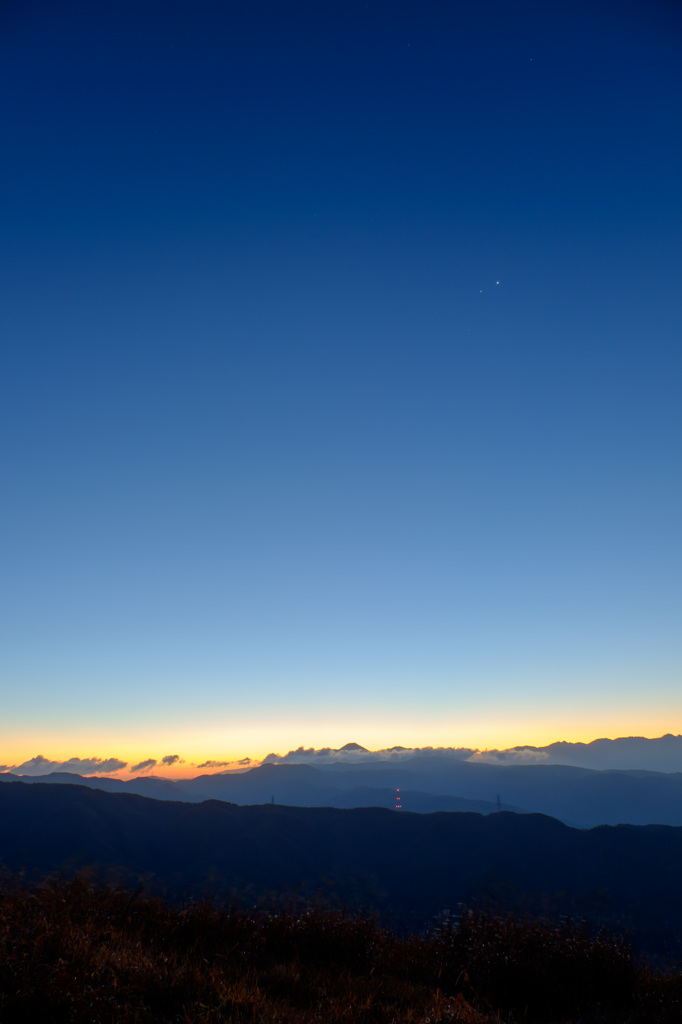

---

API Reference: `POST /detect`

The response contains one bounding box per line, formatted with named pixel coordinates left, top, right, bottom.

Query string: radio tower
left=395, top=787, right=402, bottom=810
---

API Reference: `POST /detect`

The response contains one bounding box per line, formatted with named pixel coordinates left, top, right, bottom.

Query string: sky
left=2, top=0, right=681, bottom=779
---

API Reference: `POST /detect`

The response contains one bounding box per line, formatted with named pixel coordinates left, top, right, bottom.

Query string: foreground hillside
left=3, top=780, right=682, bottom=960
left=1, top=879, right=680, bottom=1023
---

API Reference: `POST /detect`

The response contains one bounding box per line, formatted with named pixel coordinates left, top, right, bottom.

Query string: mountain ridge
left=6, top=755, right=682, bottom=826
left=2, top=779, right=682, bottom=958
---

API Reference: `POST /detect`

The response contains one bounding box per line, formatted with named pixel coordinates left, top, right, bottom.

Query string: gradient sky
left=2, top=0, right=681, bottom=777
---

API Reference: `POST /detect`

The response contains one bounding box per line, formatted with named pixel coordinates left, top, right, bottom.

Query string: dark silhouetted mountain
left=0, top=770, right=515, bottom=814
left=361, top=758, right=682, bottom=827
left=321, top=788, right=520, bottom=814
left=193, top=755, right=682, bottom=827
left=7, top=758, right=682, bottom=826
left=2, top=779, right=682, bottom=958
left=0, top=771, right=193, bottom=801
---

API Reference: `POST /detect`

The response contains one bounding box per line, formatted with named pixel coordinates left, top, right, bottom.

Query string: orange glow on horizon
left=3, top=716, right=681, bottom=781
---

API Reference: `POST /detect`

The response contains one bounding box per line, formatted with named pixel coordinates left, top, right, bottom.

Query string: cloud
left=130, top=758, right=157, bottom=773
left=161, top=754, right=183, bottom=767
left=262, top=744, right=476, bottom=765
left=7, top=754, right=128, bottom=776
left=194, top=757, right=255, bottom=771
left=467, top=748, right=550, bottom=765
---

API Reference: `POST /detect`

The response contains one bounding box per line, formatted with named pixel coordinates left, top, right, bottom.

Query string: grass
left=0, top=878, right=680, bottom=1022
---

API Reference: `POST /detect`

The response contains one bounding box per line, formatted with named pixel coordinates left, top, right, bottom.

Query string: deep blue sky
left=2, top=0, right=681, bottom=770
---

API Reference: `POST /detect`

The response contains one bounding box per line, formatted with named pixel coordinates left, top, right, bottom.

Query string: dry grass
left=0, top=878, right=680, bottom=1023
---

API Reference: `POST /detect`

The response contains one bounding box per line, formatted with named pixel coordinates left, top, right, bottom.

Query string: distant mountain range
left=259, top=734, right=682, bottom=771
left=2, top=779, right=682, bottom=959
left=5, top=749, right=682, bottom=827
left=469, top=733, right=682, bottom=771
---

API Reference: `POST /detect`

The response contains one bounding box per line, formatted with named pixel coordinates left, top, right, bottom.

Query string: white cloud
left=262, top=744, right=476, bottom=765
left=161, top=754, right=183, bottom=767
left=6, top=754, right=128, bottom=776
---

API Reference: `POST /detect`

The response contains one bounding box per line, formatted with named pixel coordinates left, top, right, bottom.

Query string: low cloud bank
left=262, top=744, right=477, bottom=765
left=260, top=736, right=682, bottom=772
left=468, top=748, right=551, bottom=765
left=7, top=735, right=681, bottom=782
left=1, top=754, right=128, bottom=776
